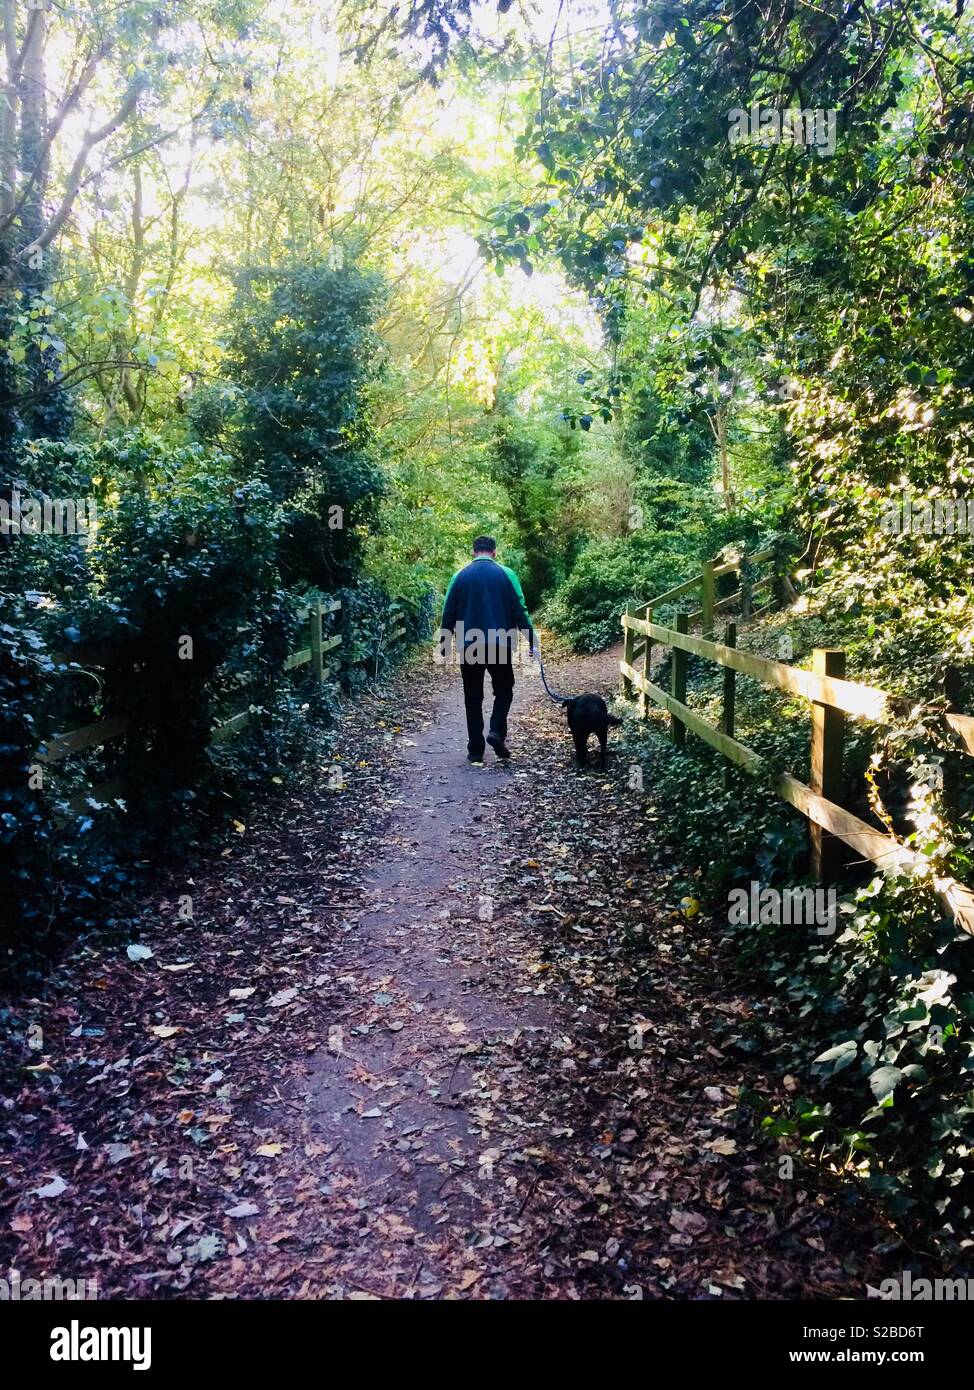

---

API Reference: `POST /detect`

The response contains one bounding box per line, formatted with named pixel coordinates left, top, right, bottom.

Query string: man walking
left=440, top=535, right=534, bottom=764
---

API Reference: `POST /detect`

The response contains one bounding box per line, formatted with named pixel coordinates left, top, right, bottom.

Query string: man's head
left=472, top=535, right=497, bottom=557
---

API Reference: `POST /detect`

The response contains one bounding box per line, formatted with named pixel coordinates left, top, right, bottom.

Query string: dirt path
left=1, top=644, right=903, bottom=1299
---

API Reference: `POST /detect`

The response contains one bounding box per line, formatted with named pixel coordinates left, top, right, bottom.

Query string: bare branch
left=21, top=72, right=149, bottom=258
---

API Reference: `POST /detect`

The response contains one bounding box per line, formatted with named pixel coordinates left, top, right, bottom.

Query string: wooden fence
left=620, top=554, right=974, bottom=936
left=622, top=545, right=782, bottom=649
left=212, top=595, right=343, bottom=744
left=37, top=594, right=410, bottom=815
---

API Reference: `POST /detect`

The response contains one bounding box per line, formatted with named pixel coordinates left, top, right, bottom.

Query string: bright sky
left=51, top=0, right=605, bottom=363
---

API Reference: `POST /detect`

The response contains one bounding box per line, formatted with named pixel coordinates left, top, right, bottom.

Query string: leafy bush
left=738, top=877, right=974, bottom=1255
left=217, top=260, right=387, bottom=590
left=91, top=463, right=283, bottom=803
left=0, top=421, right=422, bottom=948
left=543, top=532, right=689, bottom=650
left=543, top=469, right=785, bottom=650
left=637, top=728, right=809, bottom=893
left=487, top=414, right=583, bottom=607
left=337, top=577, right=433, bottom=689
left=625, top=593, right=974, bottom=1252
left=0, top=588, right=137, bottom=952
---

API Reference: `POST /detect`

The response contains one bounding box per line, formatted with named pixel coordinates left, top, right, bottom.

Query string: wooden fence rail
left=620, top=609, right=974, bottom=936
left=40, top=597, right=344, bottom=769
left=622, top=546, right=781, bottom=703
left=34, top=593, right=415, bottom=813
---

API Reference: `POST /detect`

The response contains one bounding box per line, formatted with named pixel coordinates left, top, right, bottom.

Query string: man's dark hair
left=472, top=535, right=496, bottom=554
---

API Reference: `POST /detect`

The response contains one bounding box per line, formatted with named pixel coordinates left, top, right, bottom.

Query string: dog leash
left=530, top=633, right=573, bottom=704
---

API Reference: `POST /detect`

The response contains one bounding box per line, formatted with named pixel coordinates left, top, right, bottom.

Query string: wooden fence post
left=722, top=620, right=736, bottom=789
left=701, top=561, right=715, bottom=638
left=740, top=551, right=752, bottom=620
left=641, top=606, right=653, bottom=717
left=943, top=663, right=963, bottom=820
left=810, top=647, right=845, bottom=881
left=623, top=602, right=635, bottom=699
left=671, top=611, right=687, bottom=746
left=310, top=597, right=324, bottom=684
left=773, top=550, right=790, bottom=611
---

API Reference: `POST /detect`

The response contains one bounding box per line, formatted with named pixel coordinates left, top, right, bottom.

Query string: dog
left=564, top=694, right=621, bottom=770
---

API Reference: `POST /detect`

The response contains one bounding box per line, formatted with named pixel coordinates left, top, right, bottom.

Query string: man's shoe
left=486, top=733, right=511, bottom=760
left=467, top=755, right=485, bottom=766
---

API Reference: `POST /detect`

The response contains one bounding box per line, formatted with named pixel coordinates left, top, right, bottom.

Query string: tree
left=0, top=0, right=259, bottom=462
left=219, top=261, right=387, bottom=589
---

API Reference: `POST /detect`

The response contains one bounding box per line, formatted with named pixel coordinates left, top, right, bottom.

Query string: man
left=440, top=535, right=534, bottom=764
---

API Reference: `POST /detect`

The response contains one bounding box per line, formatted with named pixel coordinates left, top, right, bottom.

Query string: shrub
left=739, top=876, right=974, bottom=1255
left=0, top=430, right=383, bottom=945
left=218, top=261, right=387, bottom=590
left=625, top=596, right=974, bottom=1253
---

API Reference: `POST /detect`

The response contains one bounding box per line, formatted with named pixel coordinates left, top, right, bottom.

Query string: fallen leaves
left=705, top=1138, right=738, bottom=1156
left=669, top=1209, right=708, bottom=1237
left=186, top=1234, right=223, bottom=1263
left=0, top=647, right=901, bottom=1303
left=225, top=1202, right=260, bottom=1219
left=34, top=1175, right=68, bottom=1199
left=268, top=987, right=299, bottom=1008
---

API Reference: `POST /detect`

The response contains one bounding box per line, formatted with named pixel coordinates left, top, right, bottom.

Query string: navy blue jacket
left=440, top=556, right=533, bottom=656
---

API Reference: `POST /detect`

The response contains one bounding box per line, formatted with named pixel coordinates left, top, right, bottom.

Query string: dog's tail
left=606, top=713, right=622, bottom=726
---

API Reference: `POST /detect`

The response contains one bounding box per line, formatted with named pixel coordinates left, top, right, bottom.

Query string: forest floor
left=1, top=644, right=913, bottom=1300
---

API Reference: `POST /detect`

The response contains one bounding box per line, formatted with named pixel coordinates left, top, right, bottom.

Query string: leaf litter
left=0, top=645, right=914, bottom=1298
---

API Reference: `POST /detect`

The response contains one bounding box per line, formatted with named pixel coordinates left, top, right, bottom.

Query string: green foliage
left=0, top=574, right=135, bottom=944
left=620, top=320, right=718, bottom=489
left=0, top=415, right=422, bottom=944
left=359, top=441, right=509, bottom=605
left=217, top=261, right=387, bottom=588
left=92, top=462, right=283, bottom=798
left=545, top=533, right=691, bottom=651
left=338, top=577, right=433, bottom=689
left=640, top=734, right=809, bottom=893
left=741, top=877, right=974, bottom=1253
left=625, top=380, right=712, bottom=488
left=545, top=493, right=776, bottom=651
left=487, top=413, right=582, bottom=607
left=343, top=0, right=479, bottom=82
left=630, top=593, right=974, bottom=1248
left=475, top=0, right=974, bottom=639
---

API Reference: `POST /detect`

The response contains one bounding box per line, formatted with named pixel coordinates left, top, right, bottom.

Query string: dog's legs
left=572, top=731, right=588, bottom=766
left=598, top=730, right=607, bottom=771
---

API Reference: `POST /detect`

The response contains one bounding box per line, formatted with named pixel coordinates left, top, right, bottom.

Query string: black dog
left=564, top=695, right=621, bottom=770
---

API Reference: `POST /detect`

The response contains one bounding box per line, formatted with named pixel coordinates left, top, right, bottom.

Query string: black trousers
left=459, top=660, right=515, bottom=758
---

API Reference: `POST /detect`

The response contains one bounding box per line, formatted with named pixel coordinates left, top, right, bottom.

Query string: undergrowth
left=621, top=600, right=974, bottom=1258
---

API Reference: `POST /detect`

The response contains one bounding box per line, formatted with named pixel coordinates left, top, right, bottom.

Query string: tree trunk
left=19, top=3, right=71, bottom=442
